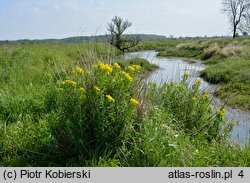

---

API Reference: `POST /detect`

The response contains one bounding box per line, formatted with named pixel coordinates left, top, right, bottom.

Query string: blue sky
left=0, top=0, right=229, bottom=40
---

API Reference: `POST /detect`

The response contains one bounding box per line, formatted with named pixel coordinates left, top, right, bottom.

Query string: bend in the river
left=125, top=50, right=250, bottom=147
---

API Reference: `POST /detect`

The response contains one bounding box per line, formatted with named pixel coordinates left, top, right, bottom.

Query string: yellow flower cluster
left=114, top=63, right=121, bottom=69
left=229, top=122, right=235, bottom=126
left=130, top=98, right=139, bottom=106
left=165, top=82, right=175, bottom=88
left=74, top=67, right=84, bottom=75
left=217, top=108, right=226, bottom=118
left=132, top=64, right=141, bottom=71
left=60, top=80, right=77, bottom=87
left=99, top=62, right=113, bottom=74
left=55, top=88, right=64, bottom=92
left=127, top=66, right=135, bottom=71
left=121, top=71, right=133, bottom=82
left=127, top=64, right=141, bottom=72
left=94, top=86, right=101, bottom=92
left=194, top=79, right=202, bottom=86
left=80, top=87, right=85, bottom=92
left=202, top=91, right=210, bottom=100
left=207, top=105, right=214, bottom=111
left=106, top=95, right=115, bottom=103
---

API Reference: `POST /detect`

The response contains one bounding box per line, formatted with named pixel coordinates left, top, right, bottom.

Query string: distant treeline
left=0, top=34, right=168, bottom=45
left=0, top=34, right=234, bottom=45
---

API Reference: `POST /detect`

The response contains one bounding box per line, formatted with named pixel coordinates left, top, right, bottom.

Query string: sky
left=0, top=0, right=230, bottom=40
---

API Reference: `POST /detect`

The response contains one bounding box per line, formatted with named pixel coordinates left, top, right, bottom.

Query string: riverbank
left=125, top=50, right=250, bottom=147
left=133, top=38, right=250, bottom=112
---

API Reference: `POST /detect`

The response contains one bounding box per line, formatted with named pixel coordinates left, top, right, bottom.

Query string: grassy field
left=0, top=42, right=249, bottom=166
left=134, top=37, right=250, bottom=111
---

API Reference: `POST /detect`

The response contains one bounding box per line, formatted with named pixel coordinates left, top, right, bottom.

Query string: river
left=125, top=50, right=250, bottom=147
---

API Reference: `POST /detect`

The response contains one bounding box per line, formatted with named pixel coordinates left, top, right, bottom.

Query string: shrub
left=146, top=75, right=229, bottom=141
left=49, top=62, right=142, bottom=162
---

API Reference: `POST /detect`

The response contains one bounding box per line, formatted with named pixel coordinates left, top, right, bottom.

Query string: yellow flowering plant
left=93, top=86, right=101, bottom=92
left=130, top=98, right=139, bottom=106
left=74, top=67, right=84, bottom=75
left=114, top=63, right=121, bottom=69
left=51, top=60, right=141, bottom=160
left=147, top=74, right=227, bottom=141
left=106, top=95, right=115, bottom=103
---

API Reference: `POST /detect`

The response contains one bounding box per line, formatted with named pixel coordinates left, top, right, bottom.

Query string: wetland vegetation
left=0, top=40, right=249, bottom=166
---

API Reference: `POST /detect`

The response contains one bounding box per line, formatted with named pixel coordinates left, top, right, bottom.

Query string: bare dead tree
left=107, top=16, right=140, bottom=53
left=222, top=0, right=250, bottom=38
left=239, top=11, right=250, bottom=34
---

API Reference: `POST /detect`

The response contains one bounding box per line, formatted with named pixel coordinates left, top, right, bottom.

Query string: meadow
left=0, top=42, right=249, bottom=166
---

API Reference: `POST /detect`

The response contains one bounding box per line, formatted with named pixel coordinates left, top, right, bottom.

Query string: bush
left=49, top=62, right=142, bottom=162
left=146, top=75, right=230, bottom=141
